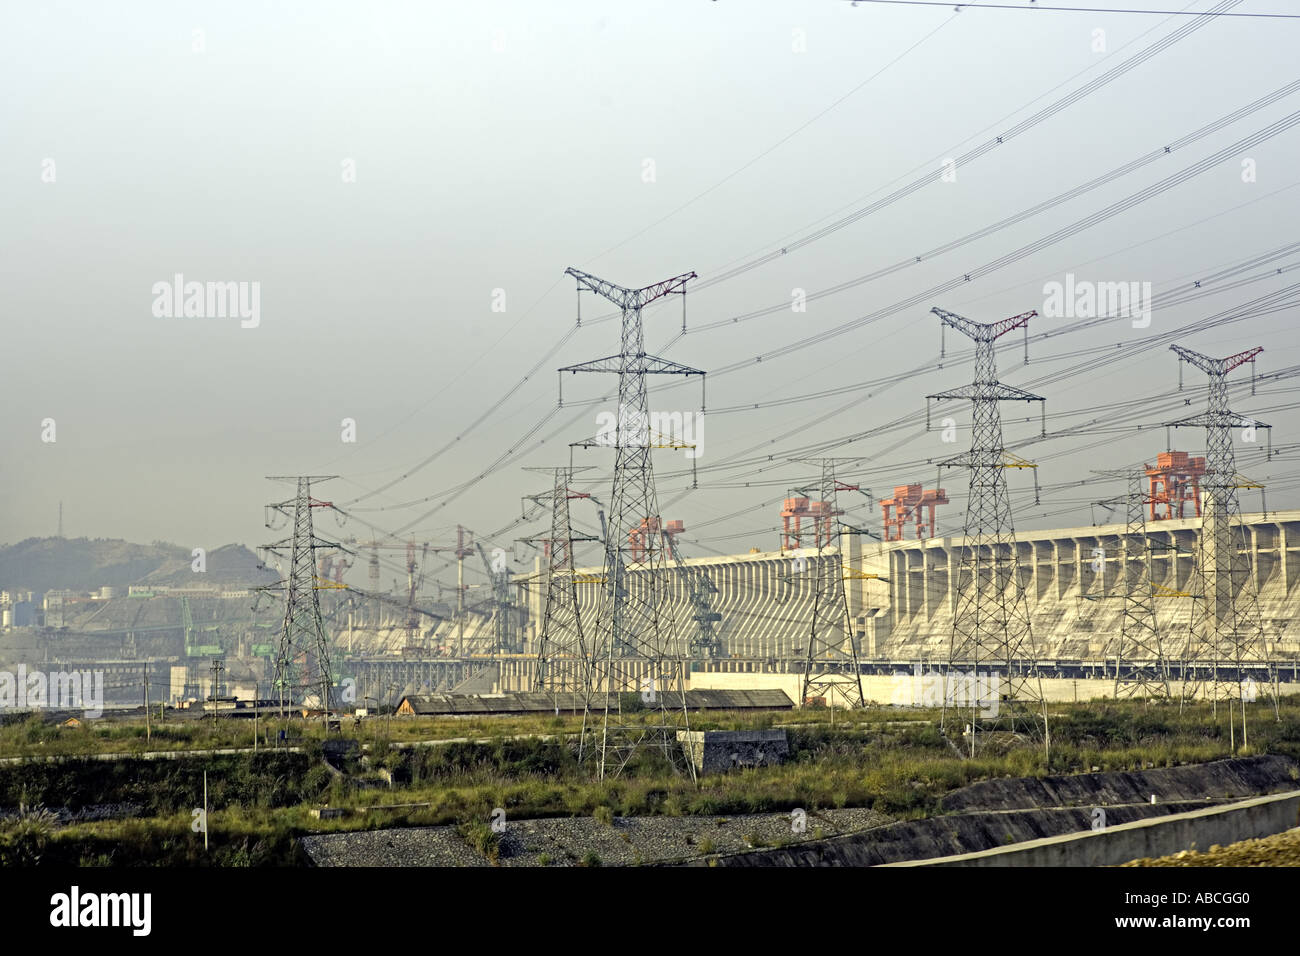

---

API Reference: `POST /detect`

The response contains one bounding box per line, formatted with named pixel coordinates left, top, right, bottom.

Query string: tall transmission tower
left=796, top=460, right=866, bottom=709
left=926, top=307, right=1048, bottom=753
left=1166, top=345, right=1269, bottom=720
left=558, top=266, right=701, bottom=781
left=260, top=476, right=349, bottom=718
left=1095, top=470, right=1172, bottom=700
left=527, top=467, right=599, bottom=708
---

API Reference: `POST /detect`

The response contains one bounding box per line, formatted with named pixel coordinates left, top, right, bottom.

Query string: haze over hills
left=0, top=537, right=278, bottom=594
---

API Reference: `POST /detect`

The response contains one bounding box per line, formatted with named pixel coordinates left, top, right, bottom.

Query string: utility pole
left=926, top=307, right=1049, bottom=756
left=209, top=658, right=225, bottom=727
left=259, top=476, right=350, bottom=724
left=558, top=266, right=702, bottom=781
left=143, top=662, right=151, bottom=743
left=1167, top=345, right=1270, bottom=736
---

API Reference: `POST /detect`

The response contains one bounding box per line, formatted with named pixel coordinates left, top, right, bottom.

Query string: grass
left=1, top=696, right=1296, bottom=865
left=458, top=820, right=501, bottom=865
left=0, top=706, right=934, bottom=761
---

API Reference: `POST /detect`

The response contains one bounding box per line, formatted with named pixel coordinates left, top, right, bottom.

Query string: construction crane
left=580, top=491, right=721, bottom=660
left=345, top=529, right=474, bottom=655
left=659, top=523, right=724, bottom=659
left=345, top=538, right=429, bottom=652
left=476, top=541, right=521, bottom=655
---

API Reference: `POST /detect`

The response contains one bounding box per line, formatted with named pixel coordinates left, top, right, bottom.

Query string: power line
left=585, top=9, right=963, bottom=262
left=332, top=0, right=1233, bottom=509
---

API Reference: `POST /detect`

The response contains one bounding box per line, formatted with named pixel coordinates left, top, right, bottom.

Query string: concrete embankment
left=681, top=755, right=1300, bottom=867
left=888, top=790, right=1300, bottom=867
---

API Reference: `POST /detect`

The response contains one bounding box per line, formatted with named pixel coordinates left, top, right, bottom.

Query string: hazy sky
left=4, top=1, right=1299, bottom=593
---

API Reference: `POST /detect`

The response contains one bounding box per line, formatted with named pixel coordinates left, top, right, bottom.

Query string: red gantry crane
left=1145, top=451, right=1207, bottom=521
left=880, top=484, right=950, bottom=541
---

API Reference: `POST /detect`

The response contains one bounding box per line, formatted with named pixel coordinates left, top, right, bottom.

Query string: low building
left=395, top=688, right=793, bottom=717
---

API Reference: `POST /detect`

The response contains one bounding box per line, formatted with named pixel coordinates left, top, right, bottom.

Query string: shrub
left=459, top=821, right=501, bottom=864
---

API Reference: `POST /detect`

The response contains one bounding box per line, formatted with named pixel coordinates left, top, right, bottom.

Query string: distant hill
left=0, top=537, right=278, bottom=594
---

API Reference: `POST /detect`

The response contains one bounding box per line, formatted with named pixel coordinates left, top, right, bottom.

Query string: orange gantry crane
left=780, top=497, right=840, bottom=551
left=628, top=517, right=684, bottom=563
left=1145, top=451, right=1206, bottom=520
left=880, top=484, right=950, bottom=541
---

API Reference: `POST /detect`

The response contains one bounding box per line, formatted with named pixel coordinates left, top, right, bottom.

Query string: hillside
left=0, top=537, right=278, bottom=593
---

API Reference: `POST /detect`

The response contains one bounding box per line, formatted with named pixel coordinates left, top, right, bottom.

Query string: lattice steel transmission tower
left=1167, top=345, right=1269, bottom=718
left=260, top=476, right=348, bottom=718
left=926, top=308, right=1048, bottom=752
left=1095, top=470, right=1172, bottom=700
left=797, top=460, right=866, bottom=709
left=559, top=266, right=701, bottom=781
left=527, top=467, right=599, bottom=709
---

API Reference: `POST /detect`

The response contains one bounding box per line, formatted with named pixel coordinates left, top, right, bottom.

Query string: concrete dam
left=501, top=508, right=1300, bottom=686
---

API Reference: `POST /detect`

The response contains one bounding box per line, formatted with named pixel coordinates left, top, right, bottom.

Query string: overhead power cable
left=334, top=1, right=1240, bottom=510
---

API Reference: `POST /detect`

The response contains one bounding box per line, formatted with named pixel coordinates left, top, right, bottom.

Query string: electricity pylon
left=260, top=476, right=349, bottom=718
left=559, top=266, right=700, bottom=781
left=1167, top=345, right=1270, bottom=729
left=798, top=460, right=865, bottom=709
left=1094, top=470, right=1172, bottom=700
left=926, top=307, right=1048, bottom=754
left=527, top=466, right=599, bottom=709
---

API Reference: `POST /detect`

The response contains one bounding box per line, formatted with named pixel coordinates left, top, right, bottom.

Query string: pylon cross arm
left=565, top=268, right=633, bottom=306
left=1221, top=347, right=1264, bottom=373
left=1166, top=411, right=1268, bottom=430
left=633, top=271, right=698, bottom=306
left=930, top=383, right=1043, bottom=403
left=564, top=267, right=696, bottom=309
left=560, top=354, right=702, bottom=377
left=931, top=307, right=1036, bottom=342
left=1170, top=344, right=1263, bottom=376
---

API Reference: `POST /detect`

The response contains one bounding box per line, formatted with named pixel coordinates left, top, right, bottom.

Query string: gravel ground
left=303, top=826, right=490, bottom=867
left=301, top=806, right=892, bottom=867
left=1122, top=827, right=1300, bottom=867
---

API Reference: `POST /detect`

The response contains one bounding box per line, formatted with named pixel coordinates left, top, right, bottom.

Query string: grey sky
left=3, top=1, right=1299, bottom=590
